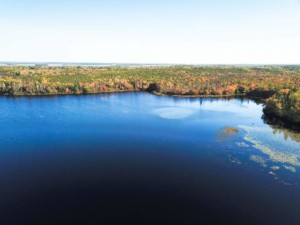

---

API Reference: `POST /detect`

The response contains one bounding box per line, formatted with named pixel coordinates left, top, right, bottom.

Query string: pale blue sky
left=0, top=0, right=299, bottom=64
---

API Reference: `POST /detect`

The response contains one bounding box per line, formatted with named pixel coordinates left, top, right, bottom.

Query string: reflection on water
left=261, top=115, right=300, bottom=134
left=262, top=115, right=300, bottom=141
left=153, top=107, right=196, bottom=119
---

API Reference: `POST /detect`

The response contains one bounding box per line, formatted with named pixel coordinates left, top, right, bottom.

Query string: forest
left=0, top=65, right=299, bottom=125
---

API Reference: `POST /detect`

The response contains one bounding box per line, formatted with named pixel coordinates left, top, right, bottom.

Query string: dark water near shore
left=0, top=93, right=299, bottom=225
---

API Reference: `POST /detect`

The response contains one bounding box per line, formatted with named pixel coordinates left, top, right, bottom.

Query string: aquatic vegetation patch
left=216, top=127, right=240, bottom=142
left=270, top=166, right=280, bottom=170
left=250, top=155, right=268, bottom=167
left=283, top=165, right=297, bottom=173
left=250, top=155, right=267, bottom=164
left=236, top=142, right=249, bottom=148
left=228, top=156, right=242, bottom=165
left=240, top=125, right=300, bottom=167
left=269, top=171, right=276, bottom=176
left=225, top=127, right=239, bottom=133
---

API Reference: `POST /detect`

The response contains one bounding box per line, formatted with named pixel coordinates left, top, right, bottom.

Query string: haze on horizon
left=0, top=0, right=299, bottom=64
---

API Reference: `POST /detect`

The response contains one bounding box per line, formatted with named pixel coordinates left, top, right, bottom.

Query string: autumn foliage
left=0, top=65, right=299, bottom=124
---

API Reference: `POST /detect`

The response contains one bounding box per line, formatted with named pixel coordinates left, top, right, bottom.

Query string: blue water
left=0, top=93, right=299, bottom=225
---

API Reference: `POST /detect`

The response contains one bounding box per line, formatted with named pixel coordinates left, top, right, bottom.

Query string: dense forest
left=263, top=90, right=300, bottom=125
left=0, top=65, right=299, bottom=125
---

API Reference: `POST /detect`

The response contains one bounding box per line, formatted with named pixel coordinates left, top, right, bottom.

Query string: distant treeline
left=0, top=65, right=299, bottom=125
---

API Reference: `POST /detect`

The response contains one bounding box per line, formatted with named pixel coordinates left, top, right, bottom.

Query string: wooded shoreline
left=0, top=65, right=299, bottom=126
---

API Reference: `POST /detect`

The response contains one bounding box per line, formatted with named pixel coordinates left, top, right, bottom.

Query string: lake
left=0, top=93, right=299, bottom=225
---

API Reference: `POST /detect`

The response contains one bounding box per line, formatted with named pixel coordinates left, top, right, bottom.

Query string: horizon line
left=1, top=61, right=300, bottom=66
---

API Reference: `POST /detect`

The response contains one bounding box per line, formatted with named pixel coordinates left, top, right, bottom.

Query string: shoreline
left=0, top=65, right=298, bottom=127
left=1, top=90, right=298, bottom=129
left=0, top=90, right=260, bottom=101
left=0, top=89, right=259, bottom=99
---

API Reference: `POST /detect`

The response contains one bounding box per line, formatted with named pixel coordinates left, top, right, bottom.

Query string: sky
left=0, top=0, right=300, bottom=64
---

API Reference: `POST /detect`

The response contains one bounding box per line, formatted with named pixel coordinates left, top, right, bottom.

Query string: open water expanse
left=0, top=93, right=299, bottom=225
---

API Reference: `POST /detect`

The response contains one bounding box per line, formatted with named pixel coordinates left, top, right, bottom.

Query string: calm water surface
left=0, top=93, right=299, bottom=225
